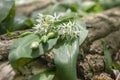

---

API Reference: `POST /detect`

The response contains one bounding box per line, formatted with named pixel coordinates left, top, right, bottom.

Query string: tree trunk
left=0, top=7, right=120, bottom=80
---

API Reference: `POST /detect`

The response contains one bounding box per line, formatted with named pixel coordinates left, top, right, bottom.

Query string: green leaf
left=43, top=38, right=58, bottom=52
left=81, top=1, right=96, bottom=11
left=0, top=0, right=14, bottom=23
left=30, top=70, right=55, bottom=80
left=112, top=62, right=120, bottom=72
left=0, top=0, right=15, bottom=34
left=12, top=15, right=33, bottom=31
left=102, top=40, right=113, bottom=74
left=9, top=34, right=40, bottom=70
left=77, top=22, right=88, bottom=45
left=18, top=32, right=33, bottom=38
left=53, top=39, right=79, bottom=80
left=33, top=37, right=58, bottom=57
left=9, top=34, right=58, bottom=71
left=0, top=0, right=33, bottom=34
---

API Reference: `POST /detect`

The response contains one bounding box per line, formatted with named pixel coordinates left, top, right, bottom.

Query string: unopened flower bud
left=41, top=35, right=48, bottom=43
left=45, top=15, right=55, bottom=23
left=47, top=32, right=56, bottom=38
left=31, top=41, right=39, bottom=49
left=42, top=23, right=49, bottom=28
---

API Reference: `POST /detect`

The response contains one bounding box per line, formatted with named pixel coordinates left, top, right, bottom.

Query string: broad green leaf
left=43, top=38, right=58, bottom=52
left=76, top=22, right=88, bottom=45
left=9, top=34, right=40, bottom=70
left=100, top=0, right=120, bottom=10
left=9, top=34, right=58, bottom=71
left=81, top=1, right=96, bottom=11
left=0, top=0, right=15, bottom=34
left=0, top=0, right=33, bottom=34
left=53, top=39, right=79, bottom=80
left=30, top=70, right=55, bottom=80
left=12, top=15, right=33, bottom=31
left=33, top=38, right=58, bottom=57
left=0, top=0, right=14, bottom=22
left=60, top=0, right=81, bottom=12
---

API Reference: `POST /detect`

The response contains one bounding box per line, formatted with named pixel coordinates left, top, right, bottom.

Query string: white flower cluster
left=33, top=13, right=60, bottom=35
left=33, top=13, right=81, bottom=39
left=58, top=21, right=80, bottom=39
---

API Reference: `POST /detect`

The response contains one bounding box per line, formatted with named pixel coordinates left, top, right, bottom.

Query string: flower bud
left=42, top=23, right=49, bottom=28
left=47, top=32, right=56, bottom=38
left=31, top=41, right=39, bottom=49
left=41, top=35, right=48, bottom=43
left=45, top=15, right=55, bottom=23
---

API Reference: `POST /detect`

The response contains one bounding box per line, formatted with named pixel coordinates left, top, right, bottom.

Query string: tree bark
left=16, top=0, right=52, bottom=16
left=0, top=7, right=120, bottom=80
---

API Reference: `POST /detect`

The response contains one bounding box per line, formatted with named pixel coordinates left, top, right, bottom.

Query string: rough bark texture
left=16, top=0, right=52, bottom=16
left=0, top=7, right=120, bottom=80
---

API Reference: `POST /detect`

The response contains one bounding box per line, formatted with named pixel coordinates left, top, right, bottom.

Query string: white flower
left=38, top=13, right=43, bottom=20
left=57, top=21, right=80, bottom=39
left=36, top=13, right=44, bottom=23
left=33, top=13, right=60, bottom=36
left=53, top=13, right=61, bottom=21
left=33, top=13, right=81, bottom=39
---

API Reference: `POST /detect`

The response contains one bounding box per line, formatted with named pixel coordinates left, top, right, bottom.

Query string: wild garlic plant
left=31, top=13, right=82, bottom=48
left=9, top=13, right=88, bottom=80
